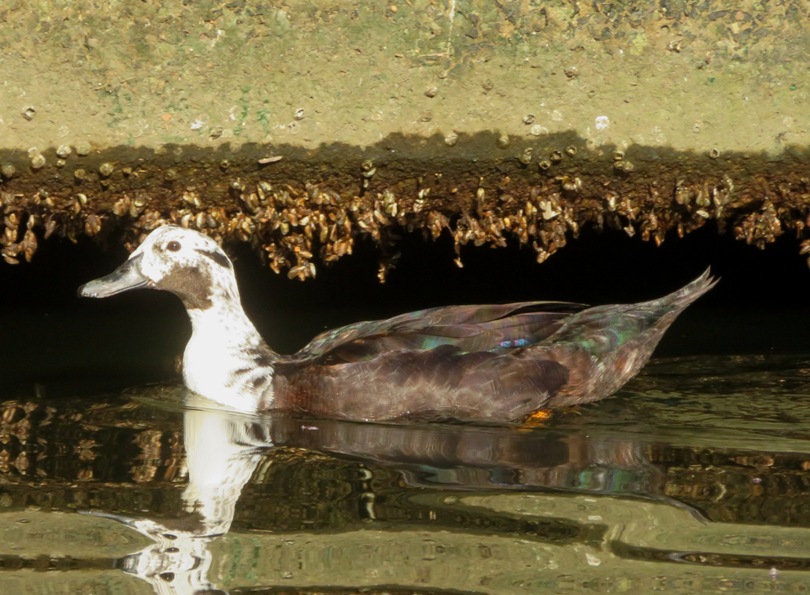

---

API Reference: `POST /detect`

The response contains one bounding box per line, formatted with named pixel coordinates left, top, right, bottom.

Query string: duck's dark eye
left=166, top=241, right=181, bottom=252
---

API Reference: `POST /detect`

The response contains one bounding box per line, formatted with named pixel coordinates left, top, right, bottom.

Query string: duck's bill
left=78, top=253, right=149, bottom=298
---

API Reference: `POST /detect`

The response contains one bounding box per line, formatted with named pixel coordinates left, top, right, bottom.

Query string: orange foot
left=520, top=408, right=553, bottom=429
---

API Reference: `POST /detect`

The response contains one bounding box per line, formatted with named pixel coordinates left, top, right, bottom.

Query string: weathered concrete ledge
left=0, top=1, right=807, bottom=278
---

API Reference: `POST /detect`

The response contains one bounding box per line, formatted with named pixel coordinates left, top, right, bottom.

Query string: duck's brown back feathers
left=270, top=270, right=716, bottom=424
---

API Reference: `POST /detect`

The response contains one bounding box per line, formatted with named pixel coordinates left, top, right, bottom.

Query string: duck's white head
left=79, top=225, right=238, bottom=310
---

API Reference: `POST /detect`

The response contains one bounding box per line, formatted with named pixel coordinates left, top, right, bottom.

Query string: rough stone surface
left=0, top=1, right=807, bottom=276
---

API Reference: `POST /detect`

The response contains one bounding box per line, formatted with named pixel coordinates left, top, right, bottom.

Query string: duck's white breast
left=183, top=305, right=274, bottom=413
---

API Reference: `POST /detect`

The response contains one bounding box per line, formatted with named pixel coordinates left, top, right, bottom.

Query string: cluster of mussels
left=1, top=161, right=809, bottom=276
left=0, top=399, right=186, bottom=485
left=0, top=400, right=48, bottom=478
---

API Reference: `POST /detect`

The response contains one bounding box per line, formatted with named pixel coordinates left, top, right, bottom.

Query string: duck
left=78, top=225, right=716, bottom=424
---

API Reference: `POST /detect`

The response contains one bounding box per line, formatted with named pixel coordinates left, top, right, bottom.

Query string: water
left=1, top=354, right=810, bottom=593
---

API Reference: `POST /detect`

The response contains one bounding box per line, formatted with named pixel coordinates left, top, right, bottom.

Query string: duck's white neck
left=182, top=292, right=278, bottom=413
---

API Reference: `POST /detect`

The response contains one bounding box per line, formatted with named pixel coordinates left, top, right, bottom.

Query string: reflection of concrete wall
left=0, top=2, right=807, bottom=272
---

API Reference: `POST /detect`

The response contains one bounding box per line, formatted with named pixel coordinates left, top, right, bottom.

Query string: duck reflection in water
left=87, top=389, right=678, bottom=594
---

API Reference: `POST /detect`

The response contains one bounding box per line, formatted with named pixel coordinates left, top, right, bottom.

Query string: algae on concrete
left=0, top=1, right=807, bottom=275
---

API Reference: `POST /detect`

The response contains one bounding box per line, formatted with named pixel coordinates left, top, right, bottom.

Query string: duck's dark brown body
left=272, top=307, right=574, bottom=423
left=269, top=270, right=715, bottom=423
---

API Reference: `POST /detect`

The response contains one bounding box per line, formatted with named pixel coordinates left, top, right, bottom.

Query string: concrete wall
left=0, top=1, right=808, bottom=275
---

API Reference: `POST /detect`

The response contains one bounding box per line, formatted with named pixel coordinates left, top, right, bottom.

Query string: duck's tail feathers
left=652, top=267, right=718, bottom=312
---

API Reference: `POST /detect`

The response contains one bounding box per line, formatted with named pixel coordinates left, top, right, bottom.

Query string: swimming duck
left=79, top=225, right=715, bottom=423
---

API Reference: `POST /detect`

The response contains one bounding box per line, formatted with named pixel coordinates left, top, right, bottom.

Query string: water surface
left=1, top=354, right=810, bottom=593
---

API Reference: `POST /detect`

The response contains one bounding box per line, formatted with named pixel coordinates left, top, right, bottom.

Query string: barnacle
left=0, top=141, right=802, bottom=281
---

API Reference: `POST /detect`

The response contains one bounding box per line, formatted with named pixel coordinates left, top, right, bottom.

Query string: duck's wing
left=294, top=301, right=586, bottom=363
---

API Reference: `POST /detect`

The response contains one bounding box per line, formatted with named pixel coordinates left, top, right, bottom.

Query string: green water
left=1, top=354, right=810, bottom=593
